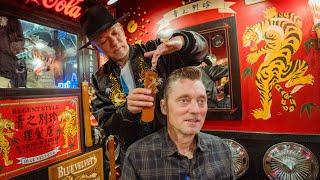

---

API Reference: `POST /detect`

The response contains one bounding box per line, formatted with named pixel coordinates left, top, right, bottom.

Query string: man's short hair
left=163, top=66, right=202, bottom=100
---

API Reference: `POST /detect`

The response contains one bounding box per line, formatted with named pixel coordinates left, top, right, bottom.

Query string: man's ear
left=160, top=99, right=167, bottom=115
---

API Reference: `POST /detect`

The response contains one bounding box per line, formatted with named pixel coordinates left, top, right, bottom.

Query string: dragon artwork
left=0, top=113, right=15, bottom=166
left=106, top=54, right=161, bottom=108
left=242, top=7, right=314, bottom=120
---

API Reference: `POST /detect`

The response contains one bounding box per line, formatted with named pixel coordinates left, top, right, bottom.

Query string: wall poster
left=0, top=96, right=82, bottom=179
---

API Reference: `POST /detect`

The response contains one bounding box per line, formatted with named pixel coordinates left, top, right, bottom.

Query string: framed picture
left=245, top=0, right=266, bottom=5
left=0, top=96, right=82, bottom=179
left=181, top=16, right=242, bottom=120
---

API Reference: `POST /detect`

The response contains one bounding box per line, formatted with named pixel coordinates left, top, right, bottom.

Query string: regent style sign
left=0, top=96, right=81, bottom=179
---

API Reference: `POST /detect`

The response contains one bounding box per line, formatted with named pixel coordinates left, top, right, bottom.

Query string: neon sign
left=25, top=0, right=84, bottom=19
left=58, top=81, right=71, bottom=88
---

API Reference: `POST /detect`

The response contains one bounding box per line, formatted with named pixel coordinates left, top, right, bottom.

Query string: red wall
left=118, top=0, right=320, bottom=134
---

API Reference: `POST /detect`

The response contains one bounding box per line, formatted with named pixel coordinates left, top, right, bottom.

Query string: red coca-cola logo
left=26, top=0, right=84, bottom=19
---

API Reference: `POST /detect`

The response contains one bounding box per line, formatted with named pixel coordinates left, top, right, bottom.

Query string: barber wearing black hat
left=80, top=4, right=208, bottom=163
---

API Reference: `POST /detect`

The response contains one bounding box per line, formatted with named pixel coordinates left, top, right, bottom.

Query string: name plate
left=48, top=148, right=104, bottom=180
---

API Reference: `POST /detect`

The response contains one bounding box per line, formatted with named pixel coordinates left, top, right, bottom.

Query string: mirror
left=200, top=28, right=230, bottom=109
left=182, top=16, right=242, bottom=119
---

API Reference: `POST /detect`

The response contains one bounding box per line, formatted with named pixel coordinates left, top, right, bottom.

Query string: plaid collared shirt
left=121, top=128, right=235, bottom=180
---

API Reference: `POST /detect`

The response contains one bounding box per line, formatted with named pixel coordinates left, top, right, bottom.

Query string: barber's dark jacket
left=91, top=31, right=208, bottom=150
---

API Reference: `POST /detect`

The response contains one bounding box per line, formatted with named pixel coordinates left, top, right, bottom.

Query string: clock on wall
left=123, top=7, right=151, bottom=44
left=263, top=142, right=319, bottom=180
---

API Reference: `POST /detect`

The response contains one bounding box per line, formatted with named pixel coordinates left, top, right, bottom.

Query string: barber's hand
left=127, top=88, right=154, bottom=114
left=144, top=35, right=184, bottom=68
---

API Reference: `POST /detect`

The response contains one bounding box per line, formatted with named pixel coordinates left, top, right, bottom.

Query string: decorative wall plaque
left=223, top=139, right=249, bottom=178
left=0, top=96, right=82, bottom=179
left=263, top=142, right=319, bottom=180
left=48, top=148, right=104, bottom=180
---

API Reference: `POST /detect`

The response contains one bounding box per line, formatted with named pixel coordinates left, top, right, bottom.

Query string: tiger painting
left=58, top=106, right=78, bottom=148
left=242, top=7, right=314, bottom=120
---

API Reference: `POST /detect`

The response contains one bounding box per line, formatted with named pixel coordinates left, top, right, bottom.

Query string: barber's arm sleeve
left=141, top=31, right=207, bottom=74
left=172, top=30, right=208, bottom=65
left=205, top=65, right=229, bottom=81
left=143, top=30, right=208, bottom=64
left=120, top=151, right=139, bottom=180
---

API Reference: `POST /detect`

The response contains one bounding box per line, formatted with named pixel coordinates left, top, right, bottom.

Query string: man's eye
left=178, top=98, right=190, bottom=105
left=197, top=99, right=206, bottom=106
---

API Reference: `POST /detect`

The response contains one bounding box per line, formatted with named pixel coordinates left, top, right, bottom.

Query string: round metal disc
left=223, top=139, right=249, bottom=178
left=263, top=142, right=319, bottom=180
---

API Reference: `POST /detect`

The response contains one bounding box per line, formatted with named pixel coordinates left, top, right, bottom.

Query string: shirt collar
left=160, top=127, right=177, bottom=158
left=197, top=132, right=210, bottom=152
left=160, top=128, right=210, bottom=158
left=128, top=45, right=134, bottom=60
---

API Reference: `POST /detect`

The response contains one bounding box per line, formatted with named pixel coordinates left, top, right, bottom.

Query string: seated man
left=121, top=66, right=235, bottom=179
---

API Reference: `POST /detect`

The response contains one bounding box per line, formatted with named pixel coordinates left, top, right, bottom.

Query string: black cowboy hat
left=79, top=5, right=128, bottom=50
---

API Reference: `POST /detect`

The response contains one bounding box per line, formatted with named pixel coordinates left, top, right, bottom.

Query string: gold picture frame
left=245, top=0, right=266, bottom=5
left=0, top=96, right=82, bottom=179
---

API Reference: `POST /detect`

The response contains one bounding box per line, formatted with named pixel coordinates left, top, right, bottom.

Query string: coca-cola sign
left=25, top=0, right=84, bottom=19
